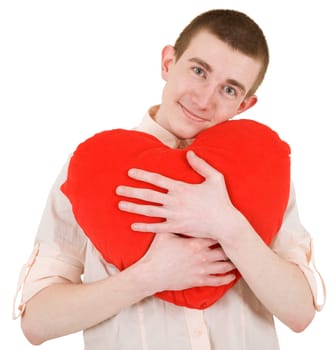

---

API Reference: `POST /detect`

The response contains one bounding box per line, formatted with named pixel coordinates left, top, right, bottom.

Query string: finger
left=131, top=221, right=171, bottom=233
left=118, top=201, right=166, bottom=218
left=202, top=273, right=236, bottom=287
left=207, top=247, right=230, bottom=262
left=116, top=186, right=166, bottom=204
left=128, top=168, right=179, bottom=190
left=198, top=238, right=220, bottom=247
left=208, top=261, right=236, bottom=275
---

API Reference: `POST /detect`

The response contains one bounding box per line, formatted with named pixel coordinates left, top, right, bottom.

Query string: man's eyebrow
left=188, top=57, right=212, bottom=73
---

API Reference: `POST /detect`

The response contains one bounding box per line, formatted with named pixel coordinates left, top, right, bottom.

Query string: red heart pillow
left=61, top=119, right=290, bottom=309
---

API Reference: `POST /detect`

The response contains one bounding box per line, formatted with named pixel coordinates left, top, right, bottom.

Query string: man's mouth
left=180, top=104, right=209, bottom=123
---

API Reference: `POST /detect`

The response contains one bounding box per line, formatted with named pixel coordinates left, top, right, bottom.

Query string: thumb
left=186, top=150, right=218, bottom=179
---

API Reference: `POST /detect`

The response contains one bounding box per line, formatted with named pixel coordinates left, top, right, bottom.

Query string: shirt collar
left=135, top=105, right=192, bottom=149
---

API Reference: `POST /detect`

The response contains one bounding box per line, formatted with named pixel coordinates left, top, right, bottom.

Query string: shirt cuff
left=13, top=242, right=83, bottom=319
left=273, top=237, right=326, bottom=312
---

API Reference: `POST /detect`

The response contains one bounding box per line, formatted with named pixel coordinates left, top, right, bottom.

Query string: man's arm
left=21, top=233, right=235, bottom=345
left=116, top=150, right=316, bottom=332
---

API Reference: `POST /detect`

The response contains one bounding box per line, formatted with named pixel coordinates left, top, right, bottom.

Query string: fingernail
left=118, top=201, right=128, bottom=209
left=128, top=169, right=137, bottom=176
left=116, top=186, right=123, bottom=194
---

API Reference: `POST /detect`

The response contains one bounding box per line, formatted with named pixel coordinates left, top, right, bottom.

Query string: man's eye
left=223, top=86, right=236, bottom=96
left=192, top=67, right=205, bottom=77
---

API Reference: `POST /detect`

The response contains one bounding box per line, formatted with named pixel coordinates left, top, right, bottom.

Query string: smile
left=180, top=104, right=209, bottom=123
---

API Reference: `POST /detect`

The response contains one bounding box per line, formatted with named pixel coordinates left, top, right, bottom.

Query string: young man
left=14, top=9, right=322, bottom=349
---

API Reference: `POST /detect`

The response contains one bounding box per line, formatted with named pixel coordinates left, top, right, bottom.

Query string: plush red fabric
left=61, top=119, right=290, bottom=309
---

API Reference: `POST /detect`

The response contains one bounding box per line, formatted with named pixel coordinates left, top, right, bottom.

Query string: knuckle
left=172, top=181, right=188, bottom=195
left=150, top=173, right=160, bottom=182
left=145, top=205, right=158, bottom=216
left=198, top=266, right=206, bottom=276
left=188, top=239, right=202, bottom=252
left=213, top=172, right=224, bottom=182
left=200, top=254, right=208, bottom=263
left=138, top=188, right=149, bottom=199
left=145, top=205, right=152, bottom=214
left=196, top=276, right=206, bottom=286
left=131, top=189, right=141, bottom=199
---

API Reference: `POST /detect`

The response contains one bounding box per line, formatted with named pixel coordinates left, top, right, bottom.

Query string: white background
left=1, top=0, right=331, bottom=348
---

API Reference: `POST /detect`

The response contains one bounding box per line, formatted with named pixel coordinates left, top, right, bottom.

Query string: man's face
left=155, top=30, right=262, bottom=140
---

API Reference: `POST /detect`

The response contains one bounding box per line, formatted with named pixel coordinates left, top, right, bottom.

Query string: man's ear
left=161, top=45, right=176, bottom=81
left=236, top=95, right=258, bottom=115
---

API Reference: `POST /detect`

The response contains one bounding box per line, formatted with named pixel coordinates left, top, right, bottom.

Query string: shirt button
left=193, top=329, right=203, bottom=337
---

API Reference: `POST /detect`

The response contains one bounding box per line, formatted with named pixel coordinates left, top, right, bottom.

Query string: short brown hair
left=174, top=9, right=269, bottom=96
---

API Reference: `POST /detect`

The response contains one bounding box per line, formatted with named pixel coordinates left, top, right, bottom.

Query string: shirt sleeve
left=13, top=158, right=87, bottom=319
left=270, top=182, right=325, bottom=311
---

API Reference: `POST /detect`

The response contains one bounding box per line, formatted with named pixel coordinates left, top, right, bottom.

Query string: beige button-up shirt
left=15, top=108, right=321, bottom=349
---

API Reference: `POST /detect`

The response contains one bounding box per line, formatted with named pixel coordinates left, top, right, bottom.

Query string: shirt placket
left=184, top=308, right=211, bottom=350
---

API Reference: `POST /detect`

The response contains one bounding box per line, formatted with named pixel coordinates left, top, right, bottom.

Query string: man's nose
left=192, top=84, right=217, bottom=109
